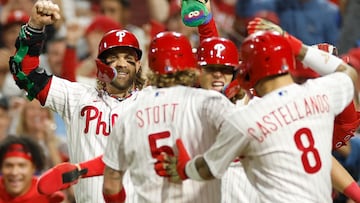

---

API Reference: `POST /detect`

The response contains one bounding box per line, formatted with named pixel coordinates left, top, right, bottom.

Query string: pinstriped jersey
left=103, top=85, right=235, bottom=203
left=204, top=73, right=354, bottom=203
left=44, top=76, right=135, bottom=203
left=221, top=98, right=259, bottom=203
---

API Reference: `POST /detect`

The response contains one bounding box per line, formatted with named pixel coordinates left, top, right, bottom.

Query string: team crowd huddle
left=0, top=0, right=360, bottom=202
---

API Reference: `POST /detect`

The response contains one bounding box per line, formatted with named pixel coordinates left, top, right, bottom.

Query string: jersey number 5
left=148, top=131, right=175, bottom=158
left=294, top=128, right=322, bottom=174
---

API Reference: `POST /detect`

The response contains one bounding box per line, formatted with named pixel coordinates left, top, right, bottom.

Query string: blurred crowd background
left=0, top=0, right=359, bottom=202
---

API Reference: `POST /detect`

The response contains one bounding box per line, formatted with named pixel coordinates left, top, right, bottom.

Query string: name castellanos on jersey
left=81, top=105, right=119, bottom=136
left=248, top=94, right=330, bottom=143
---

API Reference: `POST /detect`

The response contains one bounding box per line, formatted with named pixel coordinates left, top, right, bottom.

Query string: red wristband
left=344, top=182, right=360, bottom=202
left=103, top=188, right=126, bottom=203
left=79, top=155, right=105, bottom=177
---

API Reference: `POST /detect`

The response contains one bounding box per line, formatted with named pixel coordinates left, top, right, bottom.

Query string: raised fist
left=28, top=0, right=61, bottom=29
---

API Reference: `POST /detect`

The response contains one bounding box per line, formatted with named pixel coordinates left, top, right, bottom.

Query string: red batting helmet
left=237, top=31, right=295, bottom=90
left=148, top=31, right=197, bottom=74
left=98, top=29, right=142, bottom=60
left=197, top=37, right=239, bottom=68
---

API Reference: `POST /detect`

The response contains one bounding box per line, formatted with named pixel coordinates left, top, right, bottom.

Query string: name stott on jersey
left=43, top=76, right=134, bottom=203
left=104, top=86, right=235, bottom=203
left=204, top=73, right=354, bottom=203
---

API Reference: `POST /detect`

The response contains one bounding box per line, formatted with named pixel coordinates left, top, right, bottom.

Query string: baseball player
left=8, top=0, right=144, bottom=202
left=102, top=31, right=236, bottom=203
left=155, top=30, right=359, bottom=202
left=192, top=1, right=360, bottom=201
left=196, top=36, right=258, bottom=203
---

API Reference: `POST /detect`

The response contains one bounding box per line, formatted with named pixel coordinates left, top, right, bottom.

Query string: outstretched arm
left=37, top=155, right=105, bottom=195
left=10, top=0, right=61, bottom=104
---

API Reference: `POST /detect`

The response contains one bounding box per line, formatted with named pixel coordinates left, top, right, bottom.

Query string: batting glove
left=247, top=17, right=303, bottom=56
left=154, top=139, right=191, bottom=183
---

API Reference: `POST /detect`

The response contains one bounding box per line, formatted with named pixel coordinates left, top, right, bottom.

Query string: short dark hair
left=0, top=136, right=46, bottom=171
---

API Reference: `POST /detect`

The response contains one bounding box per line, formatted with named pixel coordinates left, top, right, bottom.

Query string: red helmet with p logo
left=197, top=37, right=239, bottom=68
left=98, top=29, right=142, bottom=60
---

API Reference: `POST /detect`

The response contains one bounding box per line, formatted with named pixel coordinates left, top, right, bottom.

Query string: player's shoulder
left=304, top=72, right=352, bottom=90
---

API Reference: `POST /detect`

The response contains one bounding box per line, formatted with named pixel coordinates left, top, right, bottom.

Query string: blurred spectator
left=0, top=0, right=33, bottom=25
left=15, top=99, right=67, bottom=169
left=0, top=95, right=10, bottom=141
left=234, top=0, right=340, bottom=46
left=165, top=0, right=198, bottom=47
left=0, top=48, right=11, bottom=91
left=65, top=15, right=121, bottom=86
left=333, top=136, right=360, bottom=203
left=0, top=48, right=23, bottom=97
left=233, top=0, right=278, bottom=42
left=40, top=37, right=67, bottom=76
left=210, top=0, right=237, bottom=39
left=96, top=0, right=169, bottom=74
left=0, top=136, right=65, bottom=203
left=341, top=47, right=360, bottom=105
left=38, top=37, right=68, bottom=140
left=0, top=9, right=29, bottom=53
left=277, top=0, right=340, bottom=45
left=337, top=0, right=360, bottom=54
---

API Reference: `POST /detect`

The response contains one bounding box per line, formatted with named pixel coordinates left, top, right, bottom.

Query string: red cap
left=85, top=15, right=122, bottom=36
left=3, top=10, right=29, bottom=27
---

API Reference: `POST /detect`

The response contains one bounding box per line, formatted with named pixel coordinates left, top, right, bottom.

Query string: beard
left=111, top=74, right=135, bottom=92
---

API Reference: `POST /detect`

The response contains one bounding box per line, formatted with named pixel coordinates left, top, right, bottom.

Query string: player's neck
left=111, top=86, right=138, bottom=101
left=255, top=74, right=294, bottom=97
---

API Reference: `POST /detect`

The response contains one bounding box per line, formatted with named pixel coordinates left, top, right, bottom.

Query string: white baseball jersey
left=103, top=85, right=235, bottom=203
left=221, top=99, right=259, bottom=203
left=204, top=73, right=354, bottom=203
left=221, top=160, right=258, bottom=203
left=44, top=76, right=135, bottom=203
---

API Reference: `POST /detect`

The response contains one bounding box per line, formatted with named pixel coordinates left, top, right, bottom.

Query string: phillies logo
left=116, top=31, right=126, bottom=42
left=81, top=106, right=118, bottom=136
left=214, top=43, right=225, bottom=58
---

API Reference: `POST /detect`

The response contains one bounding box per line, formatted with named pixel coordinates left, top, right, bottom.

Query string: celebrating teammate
left=196, top=36, right=257, bottom=202
left=9, top=0, right=144, bottom=202
left=155, top=30, right=359, bottom=202
left=102, top=31, right=236, bottom=202
left=0, top=136, right=64, bottom=203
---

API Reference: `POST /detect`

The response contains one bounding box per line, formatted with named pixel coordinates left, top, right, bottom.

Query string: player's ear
left=135, top=61, right=141, bottom=73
